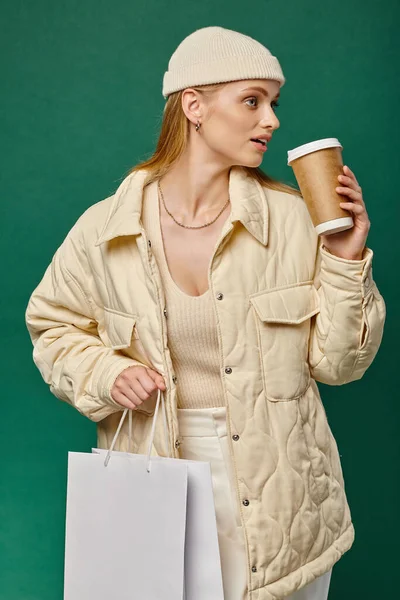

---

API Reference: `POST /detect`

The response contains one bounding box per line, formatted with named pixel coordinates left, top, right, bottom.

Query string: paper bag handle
left=104, top=389, right=170, bottom=471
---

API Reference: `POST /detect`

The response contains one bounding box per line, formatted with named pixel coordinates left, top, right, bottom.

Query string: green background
left=1, top=1, right=397, bottom=598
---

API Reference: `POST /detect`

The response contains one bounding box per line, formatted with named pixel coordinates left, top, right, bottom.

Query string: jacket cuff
left=320, top=245, right=375, bottom=296
left=96, top=356, right=144, bottom=407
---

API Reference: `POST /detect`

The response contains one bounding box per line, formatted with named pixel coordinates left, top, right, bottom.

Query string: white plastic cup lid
left=314, top=216, right=353, bottom=236
left=287, top=138, right=343, bottom=165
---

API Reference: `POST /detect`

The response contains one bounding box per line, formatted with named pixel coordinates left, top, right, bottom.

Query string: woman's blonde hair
left=126, top=83, right=301, bottom=197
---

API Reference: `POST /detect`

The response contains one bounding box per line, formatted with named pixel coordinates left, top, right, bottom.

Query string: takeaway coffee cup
left=287, top=138, right=354, bottom=235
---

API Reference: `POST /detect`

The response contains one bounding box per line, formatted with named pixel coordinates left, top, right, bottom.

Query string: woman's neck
left=159, top=154, right=231, bottom=222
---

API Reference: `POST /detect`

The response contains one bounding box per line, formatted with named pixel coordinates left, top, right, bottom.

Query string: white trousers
left=177, top=406, right=332, bottom=600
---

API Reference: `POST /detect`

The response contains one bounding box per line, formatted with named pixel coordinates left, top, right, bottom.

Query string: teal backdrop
left=1, top=1, right=398, bottom=598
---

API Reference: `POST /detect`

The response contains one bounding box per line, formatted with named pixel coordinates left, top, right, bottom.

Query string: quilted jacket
left=25, top=165, right=386, bottom=599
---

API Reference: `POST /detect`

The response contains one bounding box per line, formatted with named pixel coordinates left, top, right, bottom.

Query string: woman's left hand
left=320, top=165, right=371, bottom=260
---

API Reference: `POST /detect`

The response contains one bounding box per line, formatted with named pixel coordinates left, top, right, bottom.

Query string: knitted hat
left=162, top=26, right=286, bottom=99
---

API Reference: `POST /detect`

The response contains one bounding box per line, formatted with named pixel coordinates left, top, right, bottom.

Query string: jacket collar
left=95, top=165, right=269, bottom=247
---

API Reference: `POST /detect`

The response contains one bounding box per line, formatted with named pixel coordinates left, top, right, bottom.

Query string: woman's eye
left=245, top=97, right=280, bottom=110
left=245, top=97, right=258, bottom=108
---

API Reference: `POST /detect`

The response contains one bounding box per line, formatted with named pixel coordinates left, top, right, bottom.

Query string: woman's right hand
left=110, top=365, right=166, bottom=410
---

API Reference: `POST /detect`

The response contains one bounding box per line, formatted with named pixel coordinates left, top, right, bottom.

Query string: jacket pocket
left=249, top=282, right=320, bottom=401
left=103, top=307, right=139, bottom=349
left=102, top=306, right=152, bottom=367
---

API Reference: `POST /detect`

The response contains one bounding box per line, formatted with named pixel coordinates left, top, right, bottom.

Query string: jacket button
left=232, top=434, right=239, bottom=441
left=251, top=566, right=257, bottom=573
left=242, top=499, right=250, bottom=506
left=148, top=240, right=152, bottom=247
left=163, top=308, right=167, bottom=318
left=216, top=292, right=224, bottom=300
left=174, top=439, right=181, bottom=448
left=172, top=375, right=178, bottom=384
left=225, top=367, right=232, bottom=374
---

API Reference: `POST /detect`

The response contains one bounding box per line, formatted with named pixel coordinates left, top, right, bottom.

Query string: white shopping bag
left=64, top=389, right=188, bottom=600
left=93, top=450, right=225, bottom=599
left=64, top=389, right=224, bottom=600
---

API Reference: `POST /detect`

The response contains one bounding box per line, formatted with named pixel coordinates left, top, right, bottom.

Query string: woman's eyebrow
left=240, top=86, right=280, bottom=99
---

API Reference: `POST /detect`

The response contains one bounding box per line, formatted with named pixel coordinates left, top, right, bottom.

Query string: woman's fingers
left=145, top=368, right=167, bottom=391
left=111, top=367, right=149, bottom=407
left=110, top=365, right=166, bottom=409
left=343, top=165, right=360, bottom=187
left=110, top=389, right=140, bottom=410
left=128, top=370, right=157, bottom=399
left=339, top=201, right=365, bottom=214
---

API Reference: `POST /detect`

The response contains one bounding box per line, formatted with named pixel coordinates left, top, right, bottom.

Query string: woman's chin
left=241, top=155, right=264, bottom=168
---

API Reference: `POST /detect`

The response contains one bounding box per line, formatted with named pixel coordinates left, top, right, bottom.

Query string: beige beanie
left=162, top=26, right=286, bottom=99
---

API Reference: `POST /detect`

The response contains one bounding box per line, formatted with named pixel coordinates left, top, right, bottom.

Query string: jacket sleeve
left=25, top=221, right=146, bottom=422
left=308, top=242, right=386, bottom=385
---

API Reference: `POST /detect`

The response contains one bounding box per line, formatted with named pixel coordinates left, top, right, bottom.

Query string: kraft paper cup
left=287, top=138, right=354, bottom=235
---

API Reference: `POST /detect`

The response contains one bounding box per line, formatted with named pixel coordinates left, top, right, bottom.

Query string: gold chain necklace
left=157, top=179, right=230, bottom=230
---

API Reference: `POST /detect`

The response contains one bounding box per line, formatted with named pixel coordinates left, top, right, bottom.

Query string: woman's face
left=185, top=78, right=282, bottom=168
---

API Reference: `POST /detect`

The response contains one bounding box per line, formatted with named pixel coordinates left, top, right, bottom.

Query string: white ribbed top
left=141, top=180, right=226, bottom=409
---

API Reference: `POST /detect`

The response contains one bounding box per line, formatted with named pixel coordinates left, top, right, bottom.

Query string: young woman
left=25, top=26, right=386, bottom=600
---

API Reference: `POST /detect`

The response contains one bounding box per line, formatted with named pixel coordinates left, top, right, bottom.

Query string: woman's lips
left=251, top=140, right=267, bottom=152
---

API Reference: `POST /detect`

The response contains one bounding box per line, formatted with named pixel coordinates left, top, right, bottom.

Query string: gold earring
left=195, top=120, right=201, bottom=132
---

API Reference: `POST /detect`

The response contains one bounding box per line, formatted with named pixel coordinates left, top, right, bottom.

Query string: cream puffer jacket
left=25, top=165, right=386, bottom=599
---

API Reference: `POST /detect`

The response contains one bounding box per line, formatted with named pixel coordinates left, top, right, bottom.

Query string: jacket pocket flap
left=103, top=308, right=137, bottom=349
left=249, top=283, right=320, bottom=324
